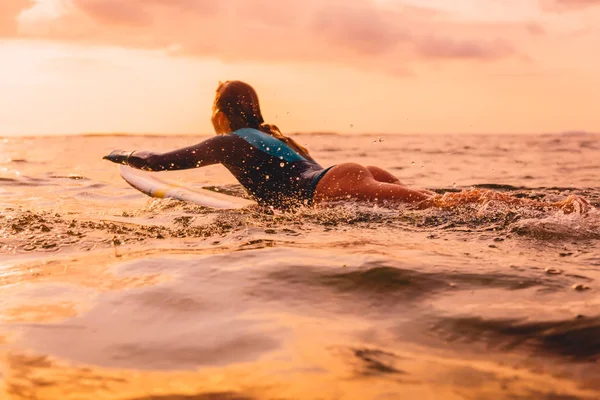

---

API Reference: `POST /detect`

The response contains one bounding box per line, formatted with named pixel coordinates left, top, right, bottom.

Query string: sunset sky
left=1, top=0, right=599, bottom=135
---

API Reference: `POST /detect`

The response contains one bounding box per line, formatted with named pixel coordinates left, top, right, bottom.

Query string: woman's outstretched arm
left=103, top=135, right=239, bottom=171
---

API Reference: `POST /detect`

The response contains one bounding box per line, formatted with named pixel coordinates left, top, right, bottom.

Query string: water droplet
left=572, top=283, right=590, bottom=291
left=545, top=267, right=562, bottom=275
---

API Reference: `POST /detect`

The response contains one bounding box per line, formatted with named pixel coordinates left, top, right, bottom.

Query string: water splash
left=510, top=208, right=600, bottom=240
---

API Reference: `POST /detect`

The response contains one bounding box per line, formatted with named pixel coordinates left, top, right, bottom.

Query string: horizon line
left=1, top=130, right=598, bottom=139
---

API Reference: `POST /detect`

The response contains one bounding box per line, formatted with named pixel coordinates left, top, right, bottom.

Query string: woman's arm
left=103, top=135, right=239, bottom=171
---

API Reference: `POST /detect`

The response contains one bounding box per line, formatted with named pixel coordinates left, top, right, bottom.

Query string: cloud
left=311, top=5, right=409, bottom=57
left=417, top=37, right=516, bottom=61
left=541, top=0, right=600, bottom=11
left=0, top=0, right=32, bottom=36
left=13, top=0, right=535, bottom=74
left=75, top=0, right=150, bottom=26
left=73, top=0, right=218, bottom=27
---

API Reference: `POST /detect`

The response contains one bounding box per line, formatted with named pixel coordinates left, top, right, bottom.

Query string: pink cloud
left=14, top=0, right=537, bottom=74
left=417, top=37, right=515, bottom=61
left=0, top=0, right=31, bottom=36
left=311, top=5, right=408, bottom=56
left=74, top=0, right=218, bottom=27
left=75, top=0, right=150, bottom=26
left=542, top=0, right=600, bottom=11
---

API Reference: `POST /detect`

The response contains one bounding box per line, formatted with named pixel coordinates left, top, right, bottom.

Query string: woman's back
left=222, top=128, right=328, bottom=208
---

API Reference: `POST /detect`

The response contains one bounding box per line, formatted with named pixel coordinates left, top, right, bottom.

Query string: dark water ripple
left=430, top=316, right=600, bottom=362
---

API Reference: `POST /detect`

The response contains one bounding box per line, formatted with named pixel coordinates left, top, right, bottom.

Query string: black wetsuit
left=123, top=128, right=332, bottom=209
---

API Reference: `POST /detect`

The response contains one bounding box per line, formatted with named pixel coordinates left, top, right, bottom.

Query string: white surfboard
left=119, top=165, right=256, bottom=209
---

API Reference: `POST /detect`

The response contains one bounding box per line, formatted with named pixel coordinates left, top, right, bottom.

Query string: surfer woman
left=104, top=80, right=590, bottom=213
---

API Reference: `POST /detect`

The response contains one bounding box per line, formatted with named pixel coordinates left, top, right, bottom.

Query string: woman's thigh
left=313, top=163, right=373, bottom=201
left=365, top=166, right=401, bottom=184
left=314, top=163, right=430, bottom=204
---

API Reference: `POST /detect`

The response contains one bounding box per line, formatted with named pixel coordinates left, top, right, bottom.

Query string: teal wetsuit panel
left=231, top=128, right=305, bottom=163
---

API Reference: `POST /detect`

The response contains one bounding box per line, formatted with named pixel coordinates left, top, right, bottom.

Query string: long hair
left=214, top=80, right=313, bottom=161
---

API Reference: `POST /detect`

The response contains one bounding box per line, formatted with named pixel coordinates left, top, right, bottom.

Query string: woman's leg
left=366, top=166, right=402, bottom=184
left=366, top=165, right=435, bottom=195
left=313, top=163, right=431, bottom=205
left=314, top=165, right=591, bottom=214
left=416, top=188, right=591, bottom=214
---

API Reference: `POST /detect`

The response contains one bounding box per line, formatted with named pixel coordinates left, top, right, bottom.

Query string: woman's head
left=211, top=80, right=313, bottom=160
left=212, top=80, right=263, bottom=134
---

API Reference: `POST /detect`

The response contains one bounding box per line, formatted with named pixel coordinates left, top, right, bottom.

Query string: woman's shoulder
left=229, top=128, right=306, bottom=162
left=230, top=127, right=264, bottom=137
left=229, top=127, right=275, bottom=144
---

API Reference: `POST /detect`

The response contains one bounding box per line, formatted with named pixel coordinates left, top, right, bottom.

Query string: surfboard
left=119, top=165, right=256, bottom=209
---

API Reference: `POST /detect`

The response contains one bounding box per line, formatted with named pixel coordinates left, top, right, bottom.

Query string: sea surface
left=1, top=132, right=599, bottom=400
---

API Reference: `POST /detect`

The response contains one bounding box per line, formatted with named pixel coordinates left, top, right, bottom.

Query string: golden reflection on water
left=2, top=302, right=80, bottom=324
left=2, top=334, right=598, bottom=400
left=1, top=250, right=598, bottom=399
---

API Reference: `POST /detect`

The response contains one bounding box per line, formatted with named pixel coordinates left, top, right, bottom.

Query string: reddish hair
left=214, top=81, right=313, bottom=160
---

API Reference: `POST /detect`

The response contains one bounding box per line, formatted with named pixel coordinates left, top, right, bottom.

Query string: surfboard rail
left=119, top=165, right=256, bottom=209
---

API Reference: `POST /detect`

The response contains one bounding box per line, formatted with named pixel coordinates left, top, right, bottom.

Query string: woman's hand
left=103, top=150, right=134, bottom=165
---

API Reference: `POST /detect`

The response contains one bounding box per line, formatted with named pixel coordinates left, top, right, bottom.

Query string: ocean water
left=0, top=132, right=599, bottom=400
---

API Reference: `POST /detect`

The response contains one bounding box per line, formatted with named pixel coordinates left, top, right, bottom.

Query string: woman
left=104, top=80, right=590, bottom=213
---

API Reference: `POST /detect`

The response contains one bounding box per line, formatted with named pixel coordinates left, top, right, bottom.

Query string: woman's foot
left=553, top=195, right=592, bottom=214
